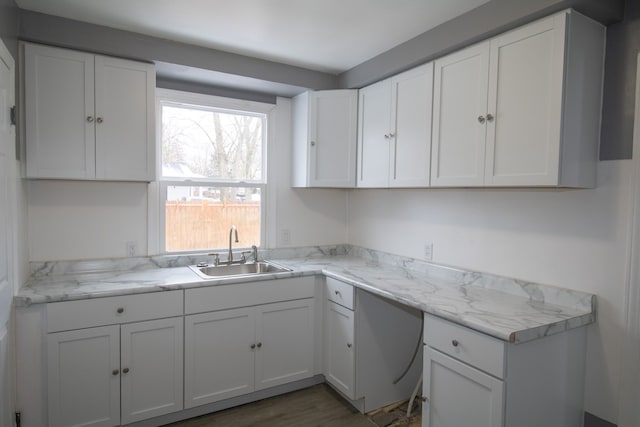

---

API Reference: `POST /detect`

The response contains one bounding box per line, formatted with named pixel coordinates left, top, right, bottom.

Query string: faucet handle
left=251, top=245, right=259, bottom=262
left=207, top=253, right=220, bottom=266
left=240, top=251, right=251, bottom=264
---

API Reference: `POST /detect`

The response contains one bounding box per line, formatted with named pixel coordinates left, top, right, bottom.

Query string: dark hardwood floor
left=165, top=384, right=377, bottom=427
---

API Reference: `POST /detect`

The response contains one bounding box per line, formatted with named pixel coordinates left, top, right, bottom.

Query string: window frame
left=156, top=88, right=273, bottom=254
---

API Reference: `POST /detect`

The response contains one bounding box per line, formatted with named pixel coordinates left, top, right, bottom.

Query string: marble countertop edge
left=16, top=249, right=596, bottom=345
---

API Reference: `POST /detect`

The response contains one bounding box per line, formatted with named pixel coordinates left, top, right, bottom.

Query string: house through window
left=157, top=89, right=270, bottom=253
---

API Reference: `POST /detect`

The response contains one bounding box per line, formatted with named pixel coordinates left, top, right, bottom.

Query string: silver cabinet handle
left=452, top=339, right=459, bottom=347
left=117, top=307, right=124, bottom=314
left=122, top=367, right=130, bottom=374
left=250, top=343, right=256, bottom=349
left=96, top=117, right=104, bottom=124
left=347, top=343, right=352, bottom=348
left=112, top=369, right=119, bottom=376
left=334, top=290, right=340, bottom=296
left=388, top=133, right=395, bottom=138
left=86, top=116, right=94, bottom=123
left=486, top=113, right=494, bottom=122
left=257, top=342, right=262, bottom=348
left=477, top=115, right=486, bottom=124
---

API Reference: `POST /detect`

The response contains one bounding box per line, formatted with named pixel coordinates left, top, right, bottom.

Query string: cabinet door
left=255, top=299, right=315, bottom=390
left=431, top=42, right=490, bottom=187
left=184, top=308, right=255, bottom=408
left=324, top=301, right=356, bottom=399
left=484, top=15, right=565, bottom=186
left=47, top=326, right=120, bottom=427
left=390, top=62, right=434, bottom=187
left=94, top=55, right=155, bottom=181
left=357, top=80, right=391, bottom=187
left=423, top=347, right=504, bottom=427
left=120, top=317, right=184, bottom=424
left=309, top=90, right=357, bottom=187
left=25, top=44, right=96, bottom=179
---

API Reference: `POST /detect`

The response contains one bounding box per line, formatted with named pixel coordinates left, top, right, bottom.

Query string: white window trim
left=153, top=88, right=274, bottom=255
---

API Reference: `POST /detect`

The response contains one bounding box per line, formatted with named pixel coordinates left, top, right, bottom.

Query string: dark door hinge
left=9, top=106, right=16, bottom=126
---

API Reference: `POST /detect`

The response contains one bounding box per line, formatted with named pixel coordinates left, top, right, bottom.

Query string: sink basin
left=189, top=261, right=292, bottom=280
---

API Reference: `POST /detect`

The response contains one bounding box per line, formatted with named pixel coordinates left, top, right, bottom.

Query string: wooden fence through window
left=165, top=201, right=261, bottom=252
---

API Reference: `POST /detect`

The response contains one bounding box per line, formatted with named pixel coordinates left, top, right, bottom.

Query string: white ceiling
left=15, top=0, right=490, bottom=74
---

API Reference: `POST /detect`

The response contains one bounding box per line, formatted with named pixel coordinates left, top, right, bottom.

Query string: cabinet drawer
left=424, top=314, right=505, bottom=378
left=326, top=277, right=354, bottom=309
left=185, top=277, right=315, bottom=314
left=47, top=290, right=183, bottom=332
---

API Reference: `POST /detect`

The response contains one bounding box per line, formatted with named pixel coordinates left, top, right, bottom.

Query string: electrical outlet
left=280, top=229, right=291, bottom=245
left=126, top=241, right=137, bottom=257
left=424, top=243, right=433, bottom=261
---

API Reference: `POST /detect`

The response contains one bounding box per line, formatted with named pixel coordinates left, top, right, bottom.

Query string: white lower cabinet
left=255, top=299, right=316, bottom=390
left=324, top=301, right=355, bottom=399
left=47, top=317, right=184, bottom=427
left=424, top=347, right=504, bottom=427
left=46, top=291, right=184, bottom=427
left=323, top=278, right=423, bottom=413
left=423, top=314, right=587, bottom=427
left=184, top=298, right=316, bottom=409
left=48, top=326, right=120, bottom=427
left=120, top=317, right=184, bottom=424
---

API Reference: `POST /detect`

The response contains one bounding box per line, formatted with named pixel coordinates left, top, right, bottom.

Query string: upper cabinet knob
left=96, top=117, right=104, bottom=124
left=310, top=141, right=316, bottom=146
left=477, top=115, right=486, bottom=124
left=117, top=307, right=124, bottom=314
left=86, top=116, right=94, bottom=123
left=486, top=113, right=494, bottom=122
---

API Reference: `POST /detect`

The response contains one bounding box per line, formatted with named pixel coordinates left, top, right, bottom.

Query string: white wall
left=26, top=97, right=349, bottom=262
left=268, top=97, right=349, bottom=249
left=27, top=181, right=150, bottom=261
left=348, top=160, right=633, bottom=422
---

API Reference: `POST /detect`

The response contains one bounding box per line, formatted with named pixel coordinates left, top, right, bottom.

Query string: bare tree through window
left=161, top=102, right=265, bottom=252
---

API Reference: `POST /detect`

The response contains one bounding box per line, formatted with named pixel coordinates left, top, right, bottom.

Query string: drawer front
left=185, top=277, right=315, bottom=314
left=326, top=277, right=354, bottom=309
left=424, top=314, right=505, bottom=378
left=47, top=290, right=184, bottom=332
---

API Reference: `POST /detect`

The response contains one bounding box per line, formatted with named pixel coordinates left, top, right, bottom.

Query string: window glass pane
left=161, top=105, right=263, bottom=181
left=165, top=186, right=261, bottom=252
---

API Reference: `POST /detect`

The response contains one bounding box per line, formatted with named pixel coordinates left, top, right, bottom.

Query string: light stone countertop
left=16, top=246, right=596, bottom=344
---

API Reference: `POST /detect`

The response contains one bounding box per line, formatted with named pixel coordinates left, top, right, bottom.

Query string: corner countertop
left=16, top=246, right=595, bottom=344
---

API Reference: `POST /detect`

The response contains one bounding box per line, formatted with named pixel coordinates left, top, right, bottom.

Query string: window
left=157, top=89, right=271, bottom=253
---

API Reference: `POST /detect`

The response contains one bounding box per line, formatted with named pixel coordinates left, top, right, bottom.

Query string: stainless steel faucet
left=228, top=225, right=239, bottom=264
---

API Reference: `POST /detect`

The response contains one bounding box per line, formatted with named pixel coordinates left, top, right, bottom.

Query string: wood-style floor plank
left=165, top=384, right=377, bottom=427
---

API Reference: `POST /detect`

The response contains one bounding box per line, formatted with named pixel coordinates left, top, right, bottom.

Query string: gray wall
left=600, top=0, right=640, bottom=160
left=338, top=0, right=631, bottom=161
left=338, top=0, right=623, bottom=89
left=16, top=0, right=637, bottom=160
left=18, top=10, right=338, bottom=92
left=0, top=0, right=18, bottom=60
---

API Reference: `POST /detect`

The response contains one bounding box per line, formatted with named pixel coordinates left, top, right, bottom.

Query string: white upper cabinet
left=390, top=63, right=434, bottom=187
left=25, top=45, right=96, bottom=180
left=431, top=10, right=604, bottom=188
left=292, top=90, right=357, bottom=188
left=94, top=55, right=155, bottom=181
left=24, top=43, right=155, bottom=181
left=431, top=43, right=490, bottom=187
left=357, top=79, right=391, bottom=187
left=357, top=62, right=434, bottom=188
